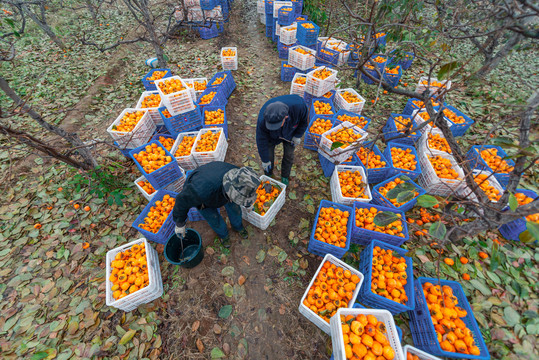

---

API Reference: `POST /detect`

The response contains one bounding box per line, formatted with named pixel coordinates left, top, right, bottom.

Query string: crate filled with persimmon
left=141, top=68, right=172, bottom=91
left=402, top=97, right=441, bottom=116
left=299, top=254, right=364, bottom=334
left=170, top=131, right=199, bottom=170
left=221, top=47, right=238, bottom=71
left=335, top=88, right=365, bottom=113
left=372, top=174, right=426, bottom=212
left=415, top=76, right=451, bottom=95
left=158, top=104, right=202, bottom=137
left=403, top=345, right=443, bottom=360
left=154, top=76, right=195, bottom=116
left=207, top=70, right=236, bottom=98
left=308, top=200, right=353, bottom=258
left=304, top=116, right=335, bottom=151
left=357, top=240, right=415, bottom=314
left=310, top=98, right=335, bottom=119
left=382, top=114, right=421, bottom=145
left=441, top=105, right=475, bottom=137
left=499, top=189, right=538, bottom=241
left=288, top=45, right=317, bottom=70
left=290, top=73, right=308, bottom=96
left=203, top=105, right=228, bottom=139
left=184, top=78, right=208, bottom=101
left=355, top=142, right=392, bottom=183
left=135, top=176, right=158, bottom=201
left=191, top=127, right=228, bottom=166
left=466, top=144, right=514, bottom=187
left=330, top=165, right=372, bottom=205
left=457, top=169, right=504, bottom=205
left=241, top=176, right=287, bottom=230
left=106, top=238, right=163, bottom=311
left=383, top=142, right=422, bottom=180
left=351, top=202, right=409, bottom=246
left=107, top=108, right=156, bottom=149
left=319, top=121, right=368, bottom=164
left=334, top=110, right=370, bottom=130
left=136, top=91, right=164, bottom=125
left=132, top=190, right=177, bottom=244
left=306, top=66, right=338, bottom=97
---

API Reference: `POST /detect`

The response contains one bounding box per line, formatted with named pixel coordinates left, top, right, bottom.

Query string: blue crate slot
left=292, top=0, right=303, bottom=15
left=153, top=125, right=170, bottom=136
left=499, top=189, right=538, bottom=241
left=355, top=141, right=392, bottom=184
left=442, top=104, right=475, bottom=137
left=383, top=66, right=402, bottom=87
left=159, top=105, right=203, bottom=138
left=278, top=42, right=294, bottom=59
left=466, top=145, right=514, bottom=187
left=382, top=113, right=421, bottom=145
left=295, top=14, right=308, bottom=21
left=202, top=104, right=229, bottom=139
left=351, top=202, right=409, bottom=246
left=132, top=190, right=178, bottom=244
left=374, top=33, right=387, bottom=46
left=296, top=21, right=320, bottom=46
left=307, top=200, right=352, bottom=259
left=281, top=61, right=297, bottom=82
left=318, top=152, right=358, bottom=177
left=334, top=109, right=370, bottom=130
left=141, top=68, right=172, bottom=91
left=198, top=22, right=220, bottom=39
left=197, top=88, right=228, bottom=113
left=303, top=116, right=336, bottom=151
left=129, top=140, right=184, bottom=189
left=408, top=277, right=490, bottom=360
left=207, top=70, right=236, bottom=98
left=310, top=98, right=335, bottom=121
left=318, top=90, right=336, bottom=102
left=303, top=92, right=314, bottom=109
left=188, top=207, right=221, bottom=222
left=369, top=53, right=388, bottom=70
left=371, top=174, right=426, bottom=212
left=264, top=0, right=273, bottom=13
left=383, top=142, right=422, bottom=180
left=151, top=133, right=175, bottom=149
left=278, top=6, right=295, bottom=25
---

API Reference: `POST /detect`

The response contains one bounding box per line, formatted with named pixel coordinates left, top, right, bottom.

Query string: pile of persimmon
left=337, top=114, right=368, bottom=128
left=340, top=91, right=362, bottom=104
left=309, top=118, right=333, bottom=135
left=194, top=131, right=220, bottom=152
left=283, top=62, right=293, bottom=68
left=393, top=116, right=417, bottom=135
left=338, top=170, right=369, bottom=199
left=322, top=91, right=333, bottom=98
left=326, top=128, right=362, bottom=149
left=375, top=32, right=386, bottom=38
left=428, top=133, right=451, bottom=153
left=357, top=147, right=386, bottom=169
left=140, top=93, right=161, bottom=108
left=479, top=148, right=514, bottom=172
left=133, top=143, right=172, bottom=174
left=112, top=110, right=145, bottom=132
left=295, top=47, right=313, bottom=56
left=158, top=78, right=186, bottom=95
left=174, top=135, right=196, bottom=157
left=194, top=80, right=207, bottom=91
left=212, top=75, right=226, bottom=86
left=301, top=22, right=315, bottom=29
left=302, top=261, right=361, bottom=323
left=442, top=108, right=466, bottom=124
left=428, top=155, right=460, bottom=180
left=422, top=282, right=481, bottom=356
left=157, top=136, right=174, bottom=151
left=355, top=207, right=405, bottom=238
left=338, top=313, right=396, bottom=360
left=370, top=56, right=386, bottom=64
left=294, top=76, right=307, bottom=85
left=313, top=207, right=350, bottom=248
left=137, top=179, right=156, bottom=195
left=473, top=173, right=501, bottom=201
left=320, top=49, right=336, bottom=57
left=109, top=242, right=150, bottom=300
left=138, top=194, right=175, bottom=234
left=385, top=66, right=400, bottom=75
left=313, top=100, right=334, bottom=115
left=514, top=192, right=539, bottom=222
left=253, top=181, right=281, bottom=216
left=161, top=108, right=172, bottom=118
left=407, top=353, right=423, bottom=360
left=204, top=108, right=225, bottom=124
left=222, top=48, right=236, bottom=56
left=371, top=246, right=408, bottom=304
left=146, top=70, right=167, bottom=81
left=199, top=91, right=217, bottom=105
left=420, top=80, right=445, bottom=87
left=390, top=147, right=417, bottom=171
left=412, top=99, right=440, bottom=108
left=279, top=6, right=292, bottom=13
left=313, top=68, right=333, bottom=79
left=378, top=177, right=419, bottom=207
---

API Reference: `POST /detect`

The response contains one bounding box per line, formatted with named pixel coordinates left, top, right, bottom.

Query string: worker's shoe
left=238, top=228, right=249, bottom=239
left=219, top=235, right=231, bottom=248
left=281, top=177, right=289, bottom=185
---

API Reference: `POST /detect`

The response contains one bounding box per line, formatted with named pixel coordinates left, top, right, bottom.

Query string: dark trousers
left=266, top=141, right=295, bottom=178
left=199, top=202, right=243, bottom=239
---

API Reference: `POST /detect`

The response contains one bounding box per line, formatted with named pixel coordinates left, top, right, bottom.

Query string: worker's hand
left=262, top=161, right=272, bottom=173
left=292, top=137, right=301, bottom=147
left=175, top=225, right=186, bottom=238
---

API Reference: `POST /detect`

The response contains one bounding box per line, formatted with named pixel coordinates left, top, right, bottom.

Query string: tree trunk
left=150, top=38, right=167, bottom=68
left=0, top=76, right=97, bottom=169
left=21, top=4, right=66, bottom=50
left=475, top=33, right=522, bottom=79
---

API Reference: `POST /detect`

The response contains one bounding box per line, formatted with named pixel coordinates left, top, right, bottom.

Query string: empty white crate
left=154, top=76, right=195, bottom=116
left=319, top=121, right=368, bottom=164
left=105, top=238, right=163, bottom=311
left=221, top=47, right=238, bottom=71
left=306, top=66, right=338, bottom=97
left=241, top=175, right=287, bottom=230
left=403, top=345, right=443, bottom=360
left=288, top=45, right=316, bottom=71
left=299, top=254, right=364, bottom=334
left=280, top=24, right=297, bottom=45
left=135, top=91, right=164, bottom=126
left=330, top=165, right=372, bottom=205
left=170, top=131, right=199, bottom=170
left=107, top=108, right=156, bottom=149
left=192, top=128, right=228, bottom=166
left=290, top=73, right=307, bottom=97
left=330, top=308, right=404, bottom=360
left=334, top=88, right=365, bottom=113
left=415, top=76, right=451, bottom=95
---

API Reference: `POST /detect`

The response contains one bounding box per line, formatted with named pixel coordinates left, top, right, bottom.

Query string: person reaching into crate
left=172, top=162, right=259, bottom=248
left=256, top=94, right=309, bottom=185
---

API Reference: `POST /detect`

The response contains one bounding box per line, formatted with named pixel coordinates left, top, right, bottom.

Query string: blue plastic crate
left=402, top=97, right=442, bottom=115
left=264, top=0, right=273, bottom=13
left=159, top=105, right=203, bottom=137
left=383, top=142, right=422, bottom=180
left=310, top=98, right=335, bottom=120
left=114, top=141, right=132, bottom=159
left=208, top=70, right=236, bottom=98
left=295, top=14, right=308, bottom=21
left=141, top=68, right=172, bottom=91
left=278, top=41, right=294, bottom=59
left=303, top=92, right=314, bottom=109
left=408, top=277, right=490, bottom=360
left=132, top=190, right=178, bottom=244
left=151, top=133, right=175, bottom=150
left=390, top=50, right=414, bottom=70
left=292, top=0, right=303, bottom=15
left=188, top=207, right=221, bottom=222
left=356, top=240, right=415, bottom=315
left=303, top=116, right=336, bottom=151
left=466, top=145, right=514, bottom=187
left=383, top=66, right=402, bottom=87
left=198, top=22, right=220, bottom=39
left=320, top=90, right=336, bottom=102
left=369, top=53, right=388, bottom=70
left=334, top=109, right=370, bottom=130
left=281, top=61, right=296, bottom=82
left=278, top=6, right=294, bottom=25
left=197, top=88, right=228, bottom=113
left=129, top=140, right=184, bottom=190
left=153, top=125, right=170, bottom=136
left=308, top=200, right=352, bottom=258
left=318, top=47, right=340, bottom=66
left=382, top=114, right=421, bottom=145
left=265, top=23, right=273, bottom=38
left=318, top=152, right=358, bottom=177
left=202, top=104, right=229, bottom=139
left=351, top=202, right=409, bottom=246
left=371, top=174, right=426, bottom=212
left=355, top=141, right=392, bottom=184
left=200, top=0, right=217, bottom=10
left=361, top=66, right=381, bottom=85
left=442, top=104, right=475, bottom=137
left=499, top=189, right=538, bottom=241
left=296, top=21, right=320, bottom=46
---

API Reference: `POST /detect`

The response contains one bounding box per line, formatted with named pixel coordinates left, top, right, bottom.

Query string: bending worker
left=172, top=162, right=259, bottom=248
left=256, top=94, right=309, bottom=185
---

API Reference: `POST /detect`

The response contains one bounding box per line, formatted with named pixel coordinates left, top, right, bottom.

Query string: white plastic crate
left=107, top=108, right=156, bottom=149
left=273, top=1, right=293, bottom=17
left=403, top=345, right=443, bottom=360
left=330, top=165, right=372, bottom=205
left=135, top=175, right=157, bottom=201
left=183, top=77, right=208, bottom=101
left=319, top=121, right=368, bottom=164
left=221, top=47, right=238, bottom=71
left=170, top=131, right=199, bottom=170
left=416, top=136, right=465, bottom=196
left=425, top=128, right=451, bottom=154
left=164, top=168, right=186, bottom=193
left=187, top=7, right=204, bottom=22
left=260, top=14, right=266, bottom=25
left=154, top=76, right=195, bottom=116
left=458, top=169, right=504, bottom=204
left=290, top=73, right=307, bottom=97
left=280, top=24, right=297, bottom=45
left=192, top=127, right=228, bottom=165
left=241, top=176, right=287, bottom=230
left=410, top=108, right=451, bottom=135
left=322, top=39, right=350, bottom=66
left=299, top=254, right=364, bottom=334
left=330, top=308, right=404, bottom=360
left=415, top=76, right=451, bottom=95
left=135, top=91, right=164, bottom=126
left=257, top=0, right=265, bottom=14
left=203, top=5, right=223, bottom=19
left=288, top=45, right=316, bottom=71
left=105, top=238, right=163, bottom=311
left=334, top=88, right=365, bottom=113
left=306, top=66, right=338, bottom=97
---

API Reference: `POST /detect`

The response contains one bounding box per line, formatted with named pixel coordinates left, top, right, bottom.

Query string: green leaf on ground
left=119, top=329, right=136, bottom=345
left=429, top=221, right=447, bottom=240
left=211, top=347, right=226, bottom=359
left=218, top=305, right=232, bottom=319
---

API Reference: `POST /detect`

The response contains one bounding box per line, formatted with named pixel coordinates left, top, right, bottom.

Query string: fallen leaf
left=213, top=323, right=222, bottom=334
left=119, top=329, right=136, bottom=345
left=223, top=343, right=230, bottom=355
left=256, top=250, right=265, bottom=263
left=279, top=304, right=286, bottom=315
left=192, top=320, right=200, bottom=332
left=196, top=338, right=204, bottom=353
left=221, top=266, right=235, bottom=277
left=242, top=256, right=250, bottom=265
left=223, top=283, right=233, bottom=297
left=210, top=347, right=225, bottom=359
left=219, top=305, right=232, bottom=319
left=238, top=275, right=246, bottom=286
left=206, top=247, right=215, bottom=255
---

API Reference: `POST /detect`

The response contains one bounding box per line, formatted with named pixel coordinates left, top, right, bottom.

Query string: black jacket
left=172, top=161, right=238, bottom=226
left=256, top=94, right=309, bottom=163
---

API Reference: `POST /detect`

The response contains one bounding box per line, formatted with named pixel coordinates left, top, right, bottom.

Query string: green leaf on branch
left=438, top=61, right=461, bottom=79
left=508, top=192, right=518, bottom=211
left=417, top=194, right=438, bottom=208
left=429, top=221, right=447, bottom=240
left=373, top=211, right=400, bottom=227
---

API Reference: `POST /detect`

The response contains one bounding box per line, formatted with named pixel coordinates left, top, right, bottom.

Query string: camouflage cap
left=223, top=167, right=259, bottom=208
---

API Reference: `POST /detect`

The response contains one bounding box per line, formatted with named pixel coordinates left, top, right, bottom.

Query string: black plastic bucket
left=164, top=228, right=204, bottom=268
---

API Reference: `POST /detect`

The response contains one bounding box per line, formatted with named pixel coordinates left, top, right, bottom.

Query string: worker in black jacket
left=172, top=162, right=259, bottom=248
left=256, top=94, right=309, bottom=185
